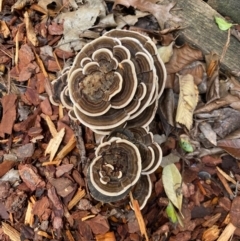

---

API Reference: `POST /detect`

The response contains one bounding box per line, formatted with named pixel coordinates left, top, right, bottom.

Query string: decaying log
left=172, top=0, right=240, bottom=77
left=208, top=0, right=240, bottom=24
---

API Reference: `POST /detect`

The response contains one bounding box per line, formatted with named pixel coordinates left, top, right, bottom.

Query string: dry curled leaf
left=199, top=122, right=217, bottom=146
left=55, top=2, right=105, bottom=52
left=212, top=108, right=240, bottom=138
left=165, top=43, right=203, bottom=74
left=205, top=52, right=220, bottom=103
left=113, top=0, right=181, bottom=29
left=176, top=74, right=198, bottom=130
left=195, top=94, right=240, bottom=114
left=178, top=61, right=206, bottom=87
left=217, top=139, right=240, bottom=159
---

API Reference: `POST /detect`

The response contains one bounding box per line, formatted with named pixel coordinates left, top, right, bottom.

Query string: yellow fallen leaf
left=162, top=163, right=183, bottom=213
left=176, top=74, right=198, bottom=130
left=158, top=41, right=174, bottom=64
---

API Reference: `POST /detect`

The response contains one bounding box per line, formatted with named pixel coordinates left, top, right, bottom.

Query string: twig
left=7, top=67, right=10, bottom=94
left=129, top=192, right=149, bottom=241
left=216, top=169, right=234, bottom=198
left=220, top=28, right=231, bottom=63
left=0, top=47, right=13, bottom=59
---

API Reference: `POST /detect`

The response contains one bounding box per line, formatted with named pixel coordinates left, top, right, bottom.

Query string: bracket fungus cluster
left=50, top=29, right=166, bottom=134
left=87, top=127, right=162, bottom=209
left=50, top=29, right=166, bottom=208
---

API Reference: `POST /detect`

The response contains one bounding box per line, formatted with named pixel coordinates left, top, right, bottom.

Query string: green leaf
left=162, top=163, right=183, bottom=212
left=215, top=16, right=233, bottom=31
left=179, top=134, right=194, bottom=153
left=166, top=201, right=178, bottom=224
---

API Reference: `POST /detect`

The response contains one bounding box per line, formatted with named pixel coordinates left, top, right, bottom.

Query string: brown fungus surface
left=87, top=127, right=162, bottom=209
left=50, top=29, right=166, bottom=134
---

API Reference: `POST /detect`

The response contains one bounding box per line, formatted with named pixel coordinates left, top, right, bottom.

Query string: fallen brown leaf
left=217, top=139, right=240, bottom=159
left=194, top=94, right=240, bottom=114
left=165, top=43, right=203, bottom=74
left=113, top=0, right=181, bottom=29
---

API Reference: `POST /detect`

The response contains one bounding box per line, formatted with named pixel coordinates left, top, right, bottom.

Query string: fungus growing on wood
left=87, top=127, right=162, bottom=209
left=50, top=29, right=166, bottom=134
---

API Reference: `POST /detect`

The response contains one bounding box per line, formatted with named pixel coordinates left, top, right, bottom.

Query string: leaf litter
left=0, top=0, right=240, bottom=240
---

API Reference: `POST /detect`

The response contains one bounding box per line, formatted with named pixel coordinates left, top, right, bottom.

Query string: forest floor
left=0, top=0, right=240, bottom=241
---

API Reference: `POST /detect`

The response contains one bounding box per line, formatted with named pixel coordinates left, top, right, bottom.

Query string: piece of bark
left=208, top=0, right=240, bottom=24
left=5, top=190, right=27, bottom=214
left=40, top=98, right=52, bottom=116
left=0, top=181, right=10, bottom=200
left=56, top=164, right=74, bottom=177
left=0, top=202, right=9, bottom=219
left=85, top=215, right=110, bottom=235
left=0, top=161, right=16, bottom=178
left=15, top=143, right=35, bottom=159
left=0, top=94, right=17, bottom=137
left=77, top=220, right=93, bottom=240
left=14, top=107, right=41, bottom=132
left=95, top=232, right=116, bottom=241
left=47, top=186, right=63, bottom=211
left=32, top=196, right=50, bottom=219
left=18, top=164, right=46, bottom=191
left=173, top=0, right=240, bottom=77
left=2, top=222, right=21, bottom=241
left=49, top=177, right=74, bottom=197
